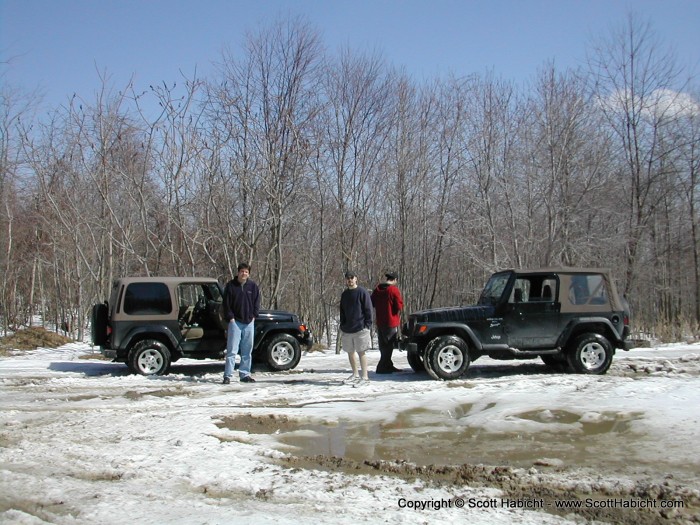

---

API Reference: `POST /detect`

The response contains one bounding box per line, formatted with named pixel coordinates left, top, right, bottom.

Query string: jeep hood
left=411, top=305, right=495, bottom=323
left=257, top=310, right=298, bottom=323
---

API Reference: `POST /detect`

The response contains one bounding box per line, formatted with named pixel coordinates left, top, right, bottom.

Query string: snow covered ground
left=1, top=341, right=700, bottom=524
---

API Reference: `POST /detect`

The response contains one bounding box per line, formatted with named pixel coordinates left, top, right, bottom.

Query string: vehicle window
left=478, top=273, right=510, bottom=306
left=177, top=284, right=200, bottom=307
left=568, top=274, right=607, bottom=305
left=123, top=283, right=172, bottom=315
left=541, top=278, right=556, bottom=300
left=205, top=282, right=222, bottom=302
left=109, top=282, right=122, bottom=314
left=509, top=278, right=532, bottom=302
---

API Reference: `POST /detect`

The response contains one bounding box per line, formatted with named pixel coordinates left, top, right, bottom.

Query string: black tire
left=541, top=354, right=570, bottom=372
left=567, top=333, right=613, bottom=374
left=264, top=333, right=301, bottom=371
left=424, top=335, right=470, bottom=380
left=407, top=351, right=425, bottom=373
left=128, top=339, right=171, bottom=376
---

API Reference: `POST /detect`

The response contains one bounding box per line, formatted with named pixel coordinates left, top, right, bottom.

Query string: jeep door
left=176, top=282, right=226, bottom=354
left=503, top=275, right=562, bottom=349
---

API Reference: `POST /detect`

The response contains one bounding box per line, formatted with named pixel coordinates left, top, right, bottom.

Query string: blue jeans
left=225, top=319, right=254, bottom=378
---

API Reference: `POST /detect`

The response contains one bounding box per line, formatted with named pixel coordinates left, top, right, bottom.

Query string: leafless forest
left=1, top=16, right=699, bottom=345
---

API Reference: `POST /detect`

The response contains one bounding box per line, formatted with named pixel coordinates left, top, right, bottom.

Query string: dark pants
left=376, top=326, right=398, bottom=373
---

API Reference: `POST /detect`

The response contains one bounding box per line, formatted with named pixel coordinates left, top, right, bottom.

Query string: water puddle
left=230, top=405, right=650, bottom=470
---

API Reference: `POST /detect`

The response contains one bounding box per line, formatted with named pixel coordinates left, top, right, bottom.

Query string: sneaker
left=222, top=377, right=231, bottom=385
left=343, top=374, right=360, bottom=384
left=240, top=375, right=256, bottom=383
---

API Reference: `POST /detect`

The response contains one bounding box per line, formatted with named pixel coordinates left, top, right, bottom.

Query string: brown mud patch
left=123, top=387, right=191, bottom=400
left=216, top=414, right=301, bottom=434
left=0, top=327, right=73, bottom=356
left=615, top=355, right=700, bottom=378
left=281, top=455, right=699, bottom=524
left=217, top=414, right=699, bottom=523
left=244, top=407, right=660, bottom=476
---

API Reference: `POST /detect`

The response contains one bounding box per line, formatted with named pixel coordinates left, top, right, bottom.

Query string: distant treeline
left=1, top=15, right=699, bottom=343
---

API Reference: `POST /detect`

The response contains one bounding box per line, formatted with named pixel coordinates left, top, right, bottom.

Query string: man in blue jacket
left=222, top=262, right=261, bottom=384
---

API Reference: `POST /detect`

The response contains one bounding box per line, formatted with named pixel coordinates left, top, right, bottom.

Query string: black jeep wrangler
left=91, top=276, right=313, bottom=375
left=402, top=268, right=631, bottom=380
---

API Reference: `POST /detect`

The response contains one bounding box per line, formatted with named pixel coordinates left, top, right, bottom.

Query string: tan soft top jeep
left=91, top=276, right=313, bottom=375
left=402, top=268, right=631, bottom=380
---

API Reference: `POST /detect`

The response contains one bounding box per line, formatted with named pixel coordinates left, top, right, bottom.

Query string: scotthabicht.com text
left=397, top=496, right=685, bottom=511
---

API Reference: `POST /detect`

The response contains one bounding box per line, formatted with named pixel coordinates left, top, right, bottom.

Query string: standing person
left=222, top=262, right=261, bottom=384
left=371, top=271, right=404, bottom=374
left=339, top=271, right=373, bottom=384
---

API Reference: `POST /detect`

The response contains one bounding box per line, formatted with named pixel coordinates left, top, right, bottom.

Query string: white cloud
left=600, top=87, right=700, bottom=120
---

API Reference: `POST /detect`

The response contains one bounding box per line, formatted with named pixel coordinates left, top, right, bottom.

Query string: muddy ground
left=216, top=353, right=700, bottom=525
left=2, top=344, right=700, bottom=524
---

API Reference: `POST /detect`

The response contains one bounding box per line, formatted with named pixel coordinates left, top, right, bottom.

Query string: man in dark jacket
left=339, top=271, right=373, bottom=384
left=371, top=271, right=404, bottom=373
left=222, top=262, right=261, bottom=384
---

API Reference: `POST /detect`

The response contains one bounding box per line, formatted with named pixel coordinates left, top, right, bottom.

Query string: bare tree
left=589, top=13, right=688, bottom=295
left=0, top=81, right=39, bottom=332
left=139, top=75, right=208, bottom=275
left=460, top=74, right=521, bottom=271
left=667, top=88, right=700, bottom=326
left=523, top=64, right=616, bottom=267
left=319, top=48, right=392, bottom=274
left=208, top=18, right=322, bottom=308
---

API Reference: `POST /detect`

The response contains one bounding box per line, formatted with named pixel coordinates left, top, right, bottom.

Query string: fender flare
left=417, top=323, right=482, bottom=354
left=557, top=318, right=624, bottom=348
left=254, top=325, right=306, bottom=351
left=121, top=325, right=180, bottom=353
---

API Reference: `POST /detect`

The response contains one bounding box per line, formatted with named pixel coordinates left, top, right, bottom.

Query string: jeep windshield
left=477, top=272, right=511, bottom=306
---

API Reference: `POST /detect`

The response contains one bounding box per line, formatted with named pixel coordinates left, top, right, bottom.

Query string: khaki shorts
left=341, top=328, right=371, bottom=354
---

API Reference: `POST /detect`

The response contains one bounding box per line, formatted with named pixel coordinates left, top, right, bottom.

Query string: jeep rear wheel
left=264, top=333, right=301, bottom=371
left=128, top=339, right=171, bottom=376
left=567, top=333, right=613, bottom=374
left=541, top=354, right=570, bottom=372
left=425, top=336, right=470, bottom=380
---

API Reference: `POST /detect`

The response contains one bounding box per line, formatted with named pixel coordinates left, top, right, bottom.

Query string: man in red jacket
left=370, top=271, right=404, bottom=374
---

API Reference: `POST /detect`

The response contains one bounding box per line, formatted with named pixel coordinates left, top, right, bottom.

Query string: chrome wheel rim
left=580, top=342, right=606, bottom=370
left=436, top=345, right=463, bottom=373
left=270, top=341, right=294, bottom=366
left=137, top=349, right=163, bottom=374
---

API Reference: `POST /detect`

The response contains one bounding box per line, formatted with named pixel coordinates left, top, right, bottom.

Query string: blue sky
left=1, top=0, right=699, bottom=115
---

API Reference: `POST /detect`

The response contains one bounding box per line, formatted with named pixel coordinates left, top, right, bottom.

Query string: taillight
left=417, top=325, right=428, bottom=334
left=623, top=315, right=629, bottom=326
left=299, top=324, right=307, bottom=332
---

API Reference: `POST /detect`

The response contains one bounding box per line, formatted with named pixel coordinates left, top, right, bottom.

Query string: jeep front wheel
left=567, top=333, right=613, bottom=374
left=128, top=339, right=171, bottom=376
left=264, top=333, right=301, bottom=371
left=407, top=351, right=425, bottom=373
left=425, top=336, right=470, bottom=380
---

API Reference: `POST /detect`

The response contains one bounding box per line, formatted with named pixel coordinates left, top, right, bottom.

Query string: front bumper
left=301, top=331, right=314, bottom=349
left=398, top=338, right=418, bottom=354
